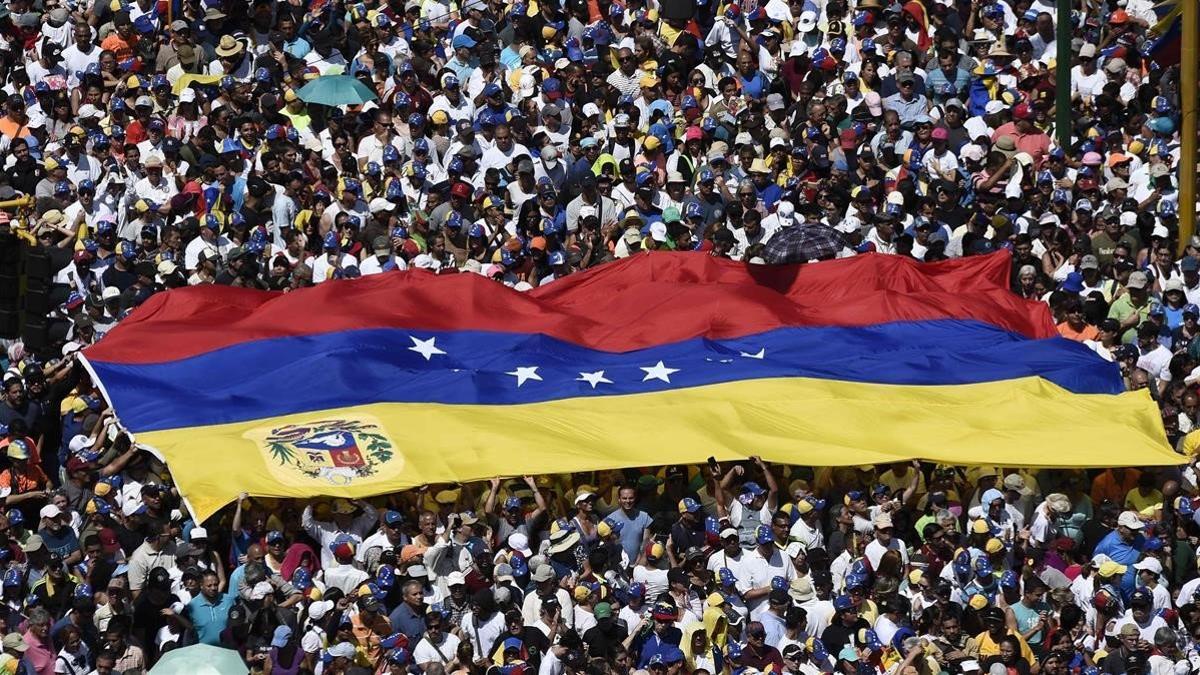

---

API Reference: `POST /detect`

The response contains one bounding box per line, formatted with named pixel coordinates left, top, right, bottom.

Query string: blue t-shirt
left=738, top=72, right=768, bottom=100
left=188, top=591, right=237, bottom=645
left=1093, top=530, right=1144, bottom=600
left=605, top=508, right=654, bottom=562
left=38, top=527, right=79, bottom=560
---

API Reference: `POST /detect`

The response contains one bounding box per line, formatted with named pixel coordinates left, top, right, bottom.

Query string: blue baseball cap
left=755, top=525, right=774, bottom=545
left=743, top=481, right=767, bottom=497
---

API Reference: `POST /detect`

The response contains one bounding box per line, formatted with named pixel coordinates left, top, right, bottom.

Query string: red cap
left=839, top=129, right=858, bottom=150
left=449, top=182, right=471, bottom=199
left=99, top=529, right=121, bottom=553
left=73, top=251, right=93, bottom=264
left=1013, top=103, right=1033, bottom=120
left=1077, top=177, right=1098, bottom=191
left=65, top=457, right=92, bottom=473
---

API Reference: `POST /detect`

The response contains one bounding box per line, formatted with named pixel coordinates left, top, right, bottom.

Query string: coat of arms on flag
left=248, top=417, right=398, bottom=487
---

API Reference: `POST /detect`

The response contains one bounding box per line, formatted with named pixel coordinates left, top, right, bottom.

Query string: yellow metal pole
left=1178, top=0, right=1196, bottom=255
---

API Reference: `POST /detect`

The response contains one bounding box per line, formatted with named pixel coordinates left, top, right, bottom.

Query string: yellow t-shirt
left=975, top=630, right=1034, bottom=664
left=1126, top=488, right=1163, bottom=513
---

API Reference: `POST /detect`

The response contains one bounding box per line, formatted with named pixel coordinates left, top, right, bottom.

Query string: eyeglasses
left=618, top=56, right=634, bottom=63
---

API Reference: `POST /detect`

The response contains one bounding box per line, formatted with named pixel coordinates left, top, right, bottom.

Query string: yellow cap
left=6, top=442, right=28, bottom=460
left=1128, top=139, right=1146, bottom=155
left=430, top=110, right=449, bottom=125
left=283, top=89, right=298, bottom=103
left=44, top=158, right=60, bottom=171
left=707, top=592, right=725, bottom=607
left=969, top=594, right=989, bottom=610
left=639, top=75, right=660, bottom=89
left=59, top=396, right=84, bottom=415
left=127, top=75, right=141, bottom=89
left=94, top=483, right=112, bottom=497
left=573, top=585, right=592, bottom=602
left=644, top=136, right=661, bottom=151
left=985, top=538, right=1005, bottom=554
left=796, top=500, right=814, bottom=515
left=1098, top=561, right=1127, bottom=577
left=970, top=519, right=991, bottom=534
left=541, top=25, right=557, bottom=38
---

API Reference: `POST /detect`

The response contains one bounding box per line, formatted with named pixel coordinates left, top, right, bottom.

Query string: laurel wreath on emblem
left=265, top=419, right=394, bottom=481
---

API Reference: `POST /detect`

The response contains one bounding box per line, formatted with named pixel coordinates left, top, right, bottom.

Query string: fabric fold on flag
left=81, top=252, right=1177, bottom=522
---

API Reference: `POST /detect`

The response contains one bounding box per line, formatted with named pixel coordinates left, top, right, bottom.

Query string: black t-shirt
left=821, top=617, right=870, bottom=655
left=101, top=264, right=138, bottom=293
left=582, top=619, right=629, bottom=660
left=489, top=627, right=550, bottom=669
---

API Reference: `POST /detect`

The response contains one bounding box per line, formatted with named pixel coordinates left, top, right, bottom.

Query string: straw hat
left=215, top=35, right=244, bottom=58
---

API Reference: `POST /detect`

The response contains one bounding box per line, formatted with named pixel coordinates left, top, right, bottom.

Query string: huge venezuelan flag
left=82, top=252, right=1176, bottom=521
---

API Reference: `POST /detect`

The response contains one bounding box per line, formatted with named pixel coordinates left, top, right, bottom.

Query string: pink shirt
left=21, top=629, right=53, bottom=675
left=990, top=122, right=1051, bottom=166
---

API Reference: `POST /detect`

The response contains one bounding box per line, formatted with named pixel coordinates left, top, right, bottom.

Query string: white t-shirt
left=632, top=564, right=670, bottom=601
left=864, top=537, right=909, bottom=570
left=311, top=252, right=360, bottom=284
left=414, top=632, right=461, bottom=667
left=742, top=548, right=797, bottom=616
left=707, top=549, right=751, bottom=592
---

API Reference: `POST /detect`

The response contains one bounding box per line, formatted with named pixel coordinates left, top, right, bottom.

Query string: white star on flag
left=739, top=348, right=766, bottom=359
left=506, top=366, right=543, bottom=387
left=641, top=361, right=679, bottom=383
left=408, top=336, right=447, bottom=361
left=576, top=371, right=614, bottom=389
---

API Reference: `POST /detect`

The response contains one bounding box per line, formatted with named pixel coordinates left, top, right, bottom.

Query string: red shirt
left=990, top=122, right=1051, bottom=166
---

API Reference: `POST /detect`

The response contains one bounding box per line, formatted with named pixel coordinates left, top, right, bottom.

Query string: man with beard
left=0, top=379, right=41, bottom=431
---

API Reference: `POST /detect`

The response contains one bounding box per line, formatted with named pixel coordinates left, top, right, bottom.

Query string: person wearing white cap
left=1133, top=556, right=1170, bottom=610
left=762, top=200, right=797, bottom=232
left=1091, top=510, right=1146, bottom=597
left=707, top=526, right=750, bottom=586
left=864, top=511, right=908, bottom=570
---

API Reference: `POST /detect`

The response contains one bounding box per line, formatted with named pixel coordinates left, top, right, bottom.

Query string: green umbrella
left=296, top=74, right=378, bottom=106
left=150, top=644, right=248, bottom=675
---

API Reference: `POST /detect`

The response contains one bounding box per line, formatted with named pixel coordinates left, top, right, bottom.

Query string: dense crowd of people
left=0, top=0, right=1195, bottom=670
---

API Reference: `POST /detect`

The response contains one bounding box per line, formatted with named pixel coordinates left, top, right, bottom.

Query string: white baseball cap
left=1133, top=557, right=1162, bottom=574
left=1117, top=511, right=1145, bottom=530
left=39, top=504, right=62, bottom=520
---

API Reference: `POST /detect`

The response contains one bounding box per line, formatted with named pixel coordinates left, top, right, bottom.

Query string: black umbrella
left=762, top=225, right=845, bottom=264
